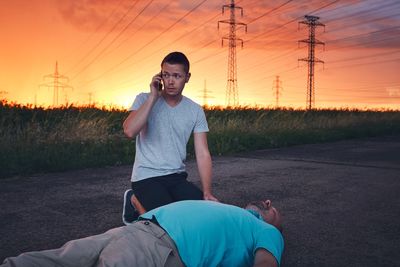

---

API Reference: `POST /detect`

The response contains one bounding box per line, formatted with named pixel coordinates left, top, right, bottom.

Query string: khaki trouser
left=1, top=221, right=185, bottom=267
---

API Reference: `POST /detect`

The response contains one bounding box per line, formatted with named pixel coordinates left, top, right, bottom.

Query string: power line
left=80, top=0, right=300, bottom=91
left=100, top=1, right=173, bottom=60
left=245, top=0, right=294, bottom=25
left=90, top=2, right=230, bottom=92
left=244, top=0, right=340, bottom=45
left=191, top=0, right=339, bottom=70
left=327, top=26, right=400, bottom=46
left=66, top=1, right=398, bottom=110
left=71, top=0, right=155, bottom=81
left=66, top=0, right=140, bottom=76
left=63, top=0, right=127, bottom=75
left=322, top=1, right=400, bottom=25
left=328, top=49, right=400, bottom=63
left=95, top=0, right=300, bottom=89
left=80, top=0, right=210, bottom=87
left=119, top=7, right=222, bottom=76
left=193, top=0, right=300, bottom=61
left=232, top=1, right=400, bottom=102
left=324, top=58, right=400, bottom=70
left=109, top=0, right=250, bottom=81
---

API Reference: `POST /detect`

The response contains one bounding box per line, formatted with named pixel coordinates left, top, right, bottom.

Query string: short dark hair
left=161, top=51, right=190, bottom=73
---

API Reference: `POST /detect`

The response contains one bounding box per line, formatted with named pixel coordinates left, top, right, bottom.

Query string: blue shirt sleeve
left=254, top=225, right=284, bottom=266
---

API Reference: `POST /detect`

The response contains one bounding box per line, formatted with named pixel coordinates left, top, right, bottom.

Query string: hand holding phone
left=151, top=72, right=163, bottom=92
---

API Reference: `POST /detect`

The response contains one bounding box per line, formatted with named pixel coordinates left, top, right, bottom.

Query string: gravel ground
left=1, top=135, right=399, bottom=267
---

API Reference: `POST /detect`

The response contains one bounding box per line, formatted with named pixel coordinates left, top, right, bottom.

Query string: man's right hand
left=203, top=192, right=219, bottom=202
left=123, top=73, right=162, bottom=139
left=150, top=73, right=163, bottom=98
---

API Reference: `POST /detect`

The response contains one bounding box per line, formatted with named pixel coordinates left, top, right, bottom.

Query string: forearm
left=196, top=153, right=213, bottom=196
left=193, top=132, right=218, bottom=201
left=123, top=95, right=157, bottom=138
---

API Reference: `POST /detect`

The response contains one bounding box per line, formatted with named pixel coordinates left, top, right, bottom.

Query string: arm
left=123, top=96, right=156, bottom=138
left=193, top=132, right=218, bottom=201
left=123, top=74, right=162, bottom=139
left=253, top=248, right=278, bottom=267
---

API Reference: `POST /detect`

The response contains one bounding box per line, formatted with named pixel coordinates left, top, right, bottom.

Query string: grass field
left=1, top=100, right=399, bottom=178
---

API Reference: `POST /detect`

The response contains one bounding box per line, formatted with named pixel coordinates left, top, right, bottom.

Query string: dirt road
left=1, top=135, right=399, bottom=266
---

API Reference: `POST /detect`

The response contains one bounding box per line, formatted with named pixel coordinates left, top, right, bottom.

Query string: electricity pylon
left=39, top=61, right=73, bottom=107
left=218, top=0, right=247, bottom=107
left=298, top=15, right=325, bottom=110
left=202, top=79, right=214, bottom=107
left=272, top=75, right=283, bottom=108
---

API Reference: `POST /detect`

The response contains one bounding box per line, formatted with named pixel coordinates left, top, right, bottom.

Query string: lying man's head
left=245, top=200, right=283, bottom=232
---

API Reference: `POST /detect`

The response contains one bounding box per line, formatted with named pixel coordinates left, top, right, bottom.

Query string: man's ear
left=185, top=72, right=191, bottom=83
left=264, top=200, right=272, bottom=209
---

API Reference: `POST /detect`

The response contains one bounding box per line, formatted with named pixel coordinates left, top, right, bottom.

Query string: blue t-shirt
left=129, top=93, right=209, bottom=181
left=140, top=200, right=284, bottom=267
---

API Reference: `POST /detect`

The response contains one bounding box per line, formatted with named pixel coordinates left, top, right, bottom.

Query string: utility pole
left=298, top=15, right=325, bottom=110
left=201, top=79, right=214, bottom=107
left=272, top=76, right=283, bottom=108
left=39, top=61, right=73, bottom=107
left=218, top=0, right=247, bottom=107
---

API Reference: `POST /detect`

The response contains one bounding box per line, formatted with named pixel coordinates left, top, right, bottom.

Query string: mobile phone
left=158, top=80, right=163, bottom=91
left=157, top=72, right=163, bottom=91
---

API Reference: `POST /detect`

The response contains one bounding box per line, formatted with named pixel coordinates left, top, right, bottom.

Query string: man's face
left=161, top=63, right=190, bottom=97
left=246, top=200, right=282, bottom=231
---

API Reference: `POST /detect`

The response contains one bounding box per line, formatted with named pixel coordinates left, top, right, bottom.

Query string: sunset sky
left=1, top=0, right=399, bottom=110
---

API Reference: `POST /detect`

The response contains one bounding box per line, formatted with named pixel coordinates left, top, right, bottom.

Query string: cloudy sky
left=1, top=0, right=399, bottom=109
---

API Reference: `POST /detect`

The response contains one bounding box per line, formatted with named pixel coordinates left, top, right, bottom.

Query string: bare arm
left=123, top=74, right=161, bottom=138
left=123, top=96, right=157, bottom=138
left=194, top=132, right=218, bottom=201
left=253, top=248, right=278, bottom=267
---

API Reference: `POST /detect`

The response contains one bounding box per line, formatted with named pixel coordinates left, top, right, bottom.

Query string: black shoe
left=122, top=189, right=139, bottom=225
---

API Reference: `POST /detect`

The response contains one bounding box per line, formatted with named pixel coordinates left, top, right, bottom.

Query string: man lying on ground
left=1, top=200, right=284, bottom=267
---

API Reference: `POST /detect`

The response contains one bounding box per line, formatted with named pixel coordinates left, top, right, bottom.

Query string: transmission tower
left=202, top=79, right=214, bottom=107
left=39, top=61, right=73, bottom=107
left=88, top=92, right=94, bottom=106
left=218, top=0, right=247, bottom=107
left=298, top=15, right=325, bottom=110
left=272, top=76, right=283, bottom=108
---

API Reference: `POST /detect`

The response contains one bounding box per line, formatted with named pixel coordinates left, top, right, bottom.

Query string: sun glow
left=1, top=0, right=399, bottom=110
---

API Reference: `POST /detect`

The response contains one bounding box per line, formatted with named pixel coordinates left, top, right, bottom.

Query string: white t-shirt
left=129, top=93, right=209, bottom=182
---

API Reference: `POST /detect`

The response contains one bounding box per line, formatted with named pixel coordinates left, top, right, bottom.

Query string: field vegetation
left=1, top=100, right=399, bottom=178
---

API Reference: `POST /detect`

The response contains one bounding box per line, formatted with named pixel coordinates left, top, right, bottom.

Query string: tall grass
left=1, top=101, right=399, bottom=178
left=0, top=101, right=133, bottom=178
left=200, top=107, right=400, bottom=156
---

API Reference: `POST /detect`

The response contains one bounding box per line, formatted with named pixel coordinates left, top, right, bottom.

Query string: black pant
left=131, top=172, right=203, bottom=212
